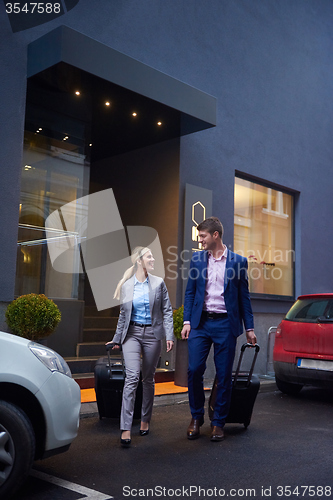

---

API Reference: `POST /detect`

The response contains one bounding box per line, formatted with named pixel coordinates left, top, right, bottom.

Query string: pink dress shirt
left=203, top=247, right=228, bottom=314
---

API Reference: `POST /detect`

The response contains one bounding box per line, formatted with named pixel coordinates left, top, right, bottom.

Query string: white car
left=0, top=331, right=81, bottom=498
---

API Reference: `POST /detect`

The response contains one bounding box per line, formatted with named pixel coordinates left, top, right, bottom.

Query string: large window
left=234, top=177, right=294, bottom=297
left=16, top=132, right=89, bottom=299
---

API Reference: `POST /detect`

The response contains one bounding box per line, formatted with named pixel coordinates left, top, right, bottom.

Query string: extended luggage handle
left=233, top=343, right=260, bottom=387
left=105, top=342, right=125, bottom=377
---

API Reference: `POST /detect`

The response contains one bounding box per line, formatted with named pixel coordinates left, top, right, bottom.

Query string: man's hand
left=166, top=341, right=174, bottom=352
left=181, top=324, right=191, bottom=340
left=246, top=329, right=257, bottom=345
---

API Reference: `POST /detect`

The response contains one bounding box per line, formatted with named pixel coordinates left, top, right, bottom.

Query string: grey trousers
left=120, top=324, right=162, bottom=431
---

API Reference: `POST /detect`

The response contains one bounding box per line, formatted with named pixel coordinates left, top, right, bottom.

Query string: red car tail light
left=275, top=325, right=282, bottom=337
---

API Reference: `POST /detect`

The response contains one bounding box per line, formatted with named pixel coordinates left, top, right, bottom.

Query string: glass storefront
left=15, top=73, right=91, bottom=299
left=234, top=176, right=294, bottom=298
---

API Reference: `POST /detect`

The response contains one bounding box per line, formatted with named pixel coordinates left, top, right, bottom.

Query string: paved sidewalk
left=80, top=377, right=277, bottom=418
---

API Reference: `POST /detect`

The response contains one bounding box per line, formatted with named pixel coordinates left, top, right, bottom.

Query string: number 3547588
left=276, top=486, right=331, bottom=497
left=5, top=3, right=62, bottom=14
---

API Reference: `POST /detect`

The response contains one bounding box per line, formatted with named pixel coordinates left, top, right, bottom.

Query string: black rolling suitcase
left=94, top=343, right=143, bottom=419
left=208, top=343, right=260, bottom=428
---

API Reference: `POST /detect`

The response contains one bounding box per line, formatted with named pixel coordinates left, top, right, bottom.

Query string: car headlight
left=29, top=343, right=72, bottom=378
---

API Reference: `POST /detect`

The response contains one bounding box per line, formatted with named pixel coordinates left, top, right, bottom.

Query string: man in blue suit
left=181, top=217, right=256, bottom=441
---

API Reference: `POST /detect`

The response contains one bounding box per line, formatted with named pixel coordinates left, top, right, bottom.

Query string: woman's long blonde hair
left=113, top=246, right=150, bottom=300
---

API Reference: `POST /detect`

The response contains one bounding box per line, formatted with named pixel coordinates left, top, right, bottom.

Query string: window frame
left=234, top=172, right=295, bottom=301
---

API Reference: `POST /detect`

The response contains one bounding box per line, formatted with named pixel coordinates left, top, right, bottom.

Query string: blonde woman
left=107, top=247, right=174, bottom=447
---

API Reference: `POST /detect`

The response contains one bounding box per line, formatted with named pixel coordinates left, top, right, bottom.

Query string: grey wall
left=0, top=13, right=27, bottom=301
left=44, top=299, right=85, bottom=358
left=1, top=1, right=333, bottom=348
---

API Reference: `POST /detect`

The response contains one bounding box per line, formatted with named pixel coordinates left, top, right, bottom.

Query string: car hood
left=0, top=330, right=52, bottom=393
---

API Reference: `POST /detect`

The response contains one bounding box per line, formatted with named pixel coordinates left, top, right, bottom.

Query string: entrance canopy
left=27, top=26, right=216, bottom=160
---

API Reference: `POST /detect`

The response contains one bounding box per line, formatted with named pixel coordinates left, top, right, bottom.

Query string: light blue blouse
left=130, top=276, right=152, bottom=324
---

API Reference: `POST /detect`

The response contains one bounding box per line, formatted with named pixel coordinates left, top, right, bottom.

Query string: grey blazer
left=112, top=273, right=175, bottom=344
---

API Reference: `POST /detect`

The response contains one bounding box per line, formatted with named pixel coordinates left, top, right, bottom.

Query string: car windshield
left=285, top=298, right=333, bottom=322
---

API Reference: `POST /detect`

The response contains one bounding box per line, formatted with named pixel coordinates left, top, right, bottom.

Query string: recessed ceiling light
left=89, top=144, right=92, bottom=147
left=132, top=112, right=137, bottom=117
left=157, top=121, right=162, bottom=126
left=38, top=128, right=42, bottom=131
left=75, top=91, right=81, bottom=96
left=105, top=101, right=111, bottom=106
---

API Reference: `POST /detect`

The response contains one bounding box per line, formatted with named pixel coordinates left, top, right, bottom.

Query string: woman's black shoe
left=120, top=437, right=131, bottom=447
left=120, top=432, right=131, bottom=447
left=139, top=429, right=149, bottom=436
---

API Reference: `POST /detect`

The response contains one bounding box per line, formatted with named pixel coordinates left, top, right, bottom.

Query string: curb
left=80, top=378, right=277, bottom=419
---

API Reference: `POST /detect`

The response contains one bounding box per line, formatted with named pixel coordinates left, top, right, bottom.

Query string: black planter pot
left=174, top=338, right=189, bottom=387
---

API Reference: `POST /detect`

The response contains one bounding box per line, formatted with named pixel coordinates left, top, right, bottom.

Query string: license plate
left=297, top=358, right=333, bottom=371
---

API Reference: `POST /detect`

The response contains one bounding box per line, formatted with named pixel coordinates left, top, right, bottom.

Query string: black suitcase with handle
left=94, top=343, right=143, bottom=419
left=208, top=343, right=260, bottom=428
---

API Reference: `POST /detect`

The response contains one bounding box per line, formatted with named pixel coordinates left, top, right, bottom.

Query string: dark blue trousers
left=187, top=317, right=236, bottom=427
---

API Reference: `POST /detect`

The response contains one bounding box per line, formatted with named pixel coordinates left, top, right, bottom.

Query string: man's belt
left=202, top=311, right=228, bottom=320
left=130, top=321, right=152, bottom=327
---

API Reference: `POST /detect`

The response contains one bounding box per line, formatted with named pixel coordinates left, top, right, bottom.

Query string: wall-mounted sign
left=182, top=183, right=212, bottom=298
left=191, top=201, right=206, bottom=251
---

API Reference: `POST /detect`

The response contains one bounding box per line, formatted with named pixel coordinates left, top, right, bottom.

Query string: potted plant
left=173, top=305, right=188, bottom=387
left=5, top=293, right=61, bottom=341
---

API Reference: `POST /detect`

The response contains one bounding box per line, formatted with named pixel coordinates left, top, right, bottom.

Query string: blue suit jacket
left=183, top=250, right=254, bottom=337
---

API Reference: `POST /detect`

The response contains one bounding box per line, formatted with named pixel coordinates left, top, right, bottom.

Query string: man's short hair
left=197, top=217, right=224, bottom=239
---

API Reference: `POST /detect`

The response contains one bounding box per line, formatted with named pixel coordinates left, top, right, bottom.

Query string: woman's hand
left=105, top=341, right=120, bottom=350
left=166, top=340, right=174, bottom=352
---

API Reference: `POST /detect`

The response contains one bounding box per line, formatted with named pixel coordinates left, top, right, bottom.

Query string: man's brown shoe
left=187, top=417, right=204, bottom=440
left=210, top=426, right=225, bottom=442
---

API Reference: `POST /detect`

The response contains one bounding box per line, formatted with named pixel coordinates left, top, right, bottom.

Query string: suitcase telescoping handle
left=233, top=343, right=260, bottom=387
left=105, top=343, right=125, bottom=377
left=105, top=342, right=122, bottom=352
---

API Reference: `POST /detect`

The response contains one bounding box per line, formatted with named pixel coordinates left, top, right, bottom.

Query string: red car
left=273, top=293, right=333, bottom=394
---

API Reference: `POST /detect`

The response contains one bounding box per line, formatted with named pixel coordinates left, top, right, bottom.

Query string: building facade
left=1, top=0, right=333, bottom=375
